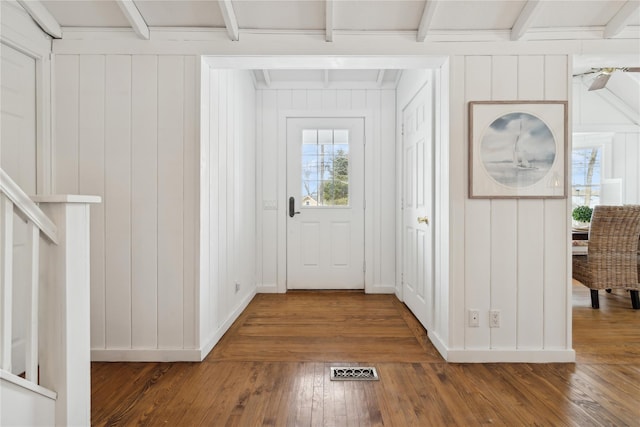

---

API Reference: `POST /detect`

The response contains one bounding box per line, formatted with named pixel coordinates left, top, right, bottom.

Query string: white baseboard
left=445, top=349, right=576, bottom=363
left=427, top=339, right=576, bottom=363
left=199, top=289, right=257, bottom=360
left=256, top=283, right=279, bottom=293
left=366, top=284, right=397, bottom=294
left=427, top=331, right=449, bottom=360
left=91, top=348, right=203, bottom=362
left=92, top=290, right=257, bottom=362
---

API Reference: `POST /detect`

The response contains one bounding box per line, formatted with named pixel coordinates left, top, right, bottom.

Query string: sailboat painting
left=479, top=112, right=556, bottom=188
left=469, top=100, right=567, bottom=198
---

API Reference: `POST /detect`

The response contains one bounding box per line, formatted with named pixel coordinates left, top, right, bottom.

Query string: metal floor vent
left=330, top=367, right=379, bottom=381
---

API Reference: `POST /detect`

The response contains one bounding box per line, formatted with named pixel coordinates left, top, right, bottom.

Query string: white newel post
left=32, top=195, right=101, bottom=427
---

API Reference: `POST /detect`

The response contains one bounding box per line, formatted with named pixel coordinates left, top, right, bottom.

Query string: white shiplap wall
left=446, top=55, right=573, bottom=362
left=54, top=55, right=200, bottom=360
left=611, top=133, right=640, bottom=204
left=255, top=88, right=396, bottom=293
left=573, top=80, right=640, bottom=204
left=199, top=67, right=257, bottom=355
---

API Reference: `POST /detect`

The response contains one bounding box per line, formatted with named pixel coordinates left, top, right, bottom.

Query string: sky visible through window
left=572, top=147, right=601, bottom=208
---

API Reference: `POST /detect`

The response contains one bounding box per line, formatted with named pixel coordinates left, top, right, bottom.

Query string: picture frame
left=468, top=100, right=568, bottom=199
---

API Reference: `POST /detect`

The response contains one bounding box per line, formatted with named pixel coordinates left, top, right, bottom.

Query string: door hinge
left=363, top=260, right=366, bottom=273
left=364, top=199, right=366, bottom=210
left=401, top=123, right=404, bottom=136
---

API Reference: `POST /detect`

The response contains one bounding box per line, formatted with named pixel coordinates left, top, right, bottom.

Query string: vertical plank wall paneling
left=207, top=69, right=219, bottom=332
left=608, top=133, right=638, bottom=206
left=543, top=55, right=569, bottom=350
left=77, top=55, right=106, bottom=349
left=53, top=56, right=79, bottom=194
left=258, top=90, right=278, bottom=288
left=131, top=55, right=158, bottom=349
left=457, top=55, right=570, bottom=353
left=256, top=88, right=396, bottom=292
left=199, top=68, right=256, bottom=351
left=183, top=56, right=198, bottom=349
left=448, top=57, right=467, bottom=350
left=104, top=55, right=132, bottom=349
left=463, top=56, right=491, bottom=349
left=157, top=56, right=184, bottom=349
left=54, top=55, right=198, bottom=358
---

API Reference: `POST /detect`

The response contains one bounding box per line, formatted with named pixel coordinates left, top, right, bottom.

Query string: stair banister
left=1, top=168, right=100, bottom=427
left=0, top=169, right=57, bottom=244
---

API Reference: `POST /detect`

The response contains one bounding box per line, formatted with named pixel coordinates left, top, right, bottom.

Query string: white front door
left=402, top=83, right=434, bottom=330
left=286, top=117, right=365, bottom=290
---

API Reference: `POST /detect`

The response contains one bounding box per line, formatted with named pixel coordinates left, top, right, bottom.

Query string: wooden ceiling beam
left=604, top=0, right=640, bottom=38
left=115, top=0, right=150, bottom=40
left=17, top=0, right=62, bottom=39
left=417, top=1, right=438, bottom=42
left=511, top=0, right=543, bottom=41
left=218, top=0, right=240, bottom=41
left=326, top=0, right=334, bottom=42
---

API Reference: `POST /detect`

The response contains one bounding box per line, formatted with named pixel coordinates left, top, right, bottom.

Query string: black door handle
left=289, top=197, right=301, bottom=217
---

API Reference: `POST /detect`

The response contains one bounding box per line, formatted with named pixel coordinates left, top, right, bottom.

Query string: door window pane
left=301, top=129, right=350, bottom=206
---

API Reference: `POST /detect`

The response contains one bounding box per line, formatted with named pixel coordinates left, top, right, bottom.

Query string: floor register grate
left=330, top=367, right=379, bottom=381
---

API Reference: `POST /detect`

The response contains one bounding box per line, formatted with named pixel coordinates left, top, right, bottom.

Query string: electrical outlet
left=489, top=309, right=500, bottom=328
left=468, top=309, right=480, bottom=327
left=235, top=282, right=240, bottom=293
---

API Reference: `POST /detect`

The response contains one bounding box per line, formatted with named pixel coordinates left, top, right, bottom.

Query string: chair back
left=588, top=205, right=640, bottom=285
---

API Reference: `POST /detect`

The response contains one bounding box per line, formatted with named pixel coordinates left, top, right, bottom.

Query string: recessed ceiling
left=252, top=69, right=402, bottom=88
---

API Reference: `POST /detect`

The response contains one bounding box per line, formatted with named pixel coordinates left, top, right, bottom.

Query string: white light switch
left=263, top=200, right=277, bottom=210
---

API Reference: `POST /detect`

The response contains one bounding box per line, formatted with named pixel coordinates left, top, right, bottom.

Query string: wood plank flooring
left=91, top=287, right=640, bottom=426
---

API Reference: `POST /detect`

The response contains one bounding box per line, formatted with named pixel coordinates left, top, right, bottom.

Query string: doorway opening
left=199, top=55, right=450, bottom=339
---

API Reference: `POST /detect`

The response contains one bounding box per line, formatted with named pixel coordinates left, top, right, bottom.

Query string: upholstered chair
left=572, top=205, right=640, bottom=309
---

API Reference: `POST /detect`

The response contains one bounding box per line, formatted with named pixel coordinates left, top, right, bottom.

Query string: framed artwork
left=468, top=101, right=568, bottom=198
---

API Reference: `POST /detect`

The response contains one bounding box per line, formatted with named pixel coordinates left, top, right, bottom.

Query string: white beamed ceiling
left=22, top=0, right=640, bottom=85
left=35, top=0, right=640, bottom=35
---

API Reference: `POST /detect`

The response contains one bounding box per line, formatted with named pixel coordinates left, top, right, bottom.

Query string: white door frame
left=202, top=55, right=449, bottom=306
left=278, top=110, right=373, bottom=293
left=1, top=2, right=53, bottom=194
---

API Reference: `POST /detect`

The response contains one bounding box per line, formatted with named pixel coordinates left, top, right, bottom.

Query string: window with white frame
left=571, top=133, right=612, bottom=208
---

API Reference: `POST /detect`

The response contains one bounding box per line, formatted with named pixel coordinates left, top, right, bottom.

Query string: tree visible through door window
left=301, top=129, right=349, bottom=206
left=572, top=147, right=602, bottom=208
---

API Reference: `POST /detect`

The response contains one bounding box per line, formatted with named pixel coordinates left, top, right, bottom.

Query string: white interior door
left=286, top=117, right=365, bottom=290
left=402, top=83, right=434, bottom=330
left=1, top=43, right=37, bottom=375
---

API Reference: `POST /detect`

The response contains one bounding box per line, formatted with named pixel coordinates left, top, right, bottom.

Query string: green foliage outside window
left=321, top=149, right=349, bottom=206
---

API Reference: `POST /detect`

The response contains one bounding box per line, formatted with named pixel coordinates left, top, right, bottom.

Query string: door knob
left=417, top=216, right=429, bottom=225
left=289, top=197, right=301, bottom=218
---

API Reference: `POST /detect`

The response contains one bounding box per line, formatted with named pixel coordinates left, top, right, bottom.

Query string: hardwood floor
left=92, top=288, right=640, bottom=426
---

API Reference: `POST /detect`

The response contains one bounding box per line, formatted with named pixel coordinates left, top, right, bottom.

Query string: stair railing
left=1, top=168, right=99, bottom=426
left=0, top=168, right=57, bottom=383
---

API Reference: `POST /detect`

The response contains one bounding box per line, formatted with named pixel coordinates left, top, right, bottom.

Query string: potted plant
left=572, top=205, right=593, bottom=229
